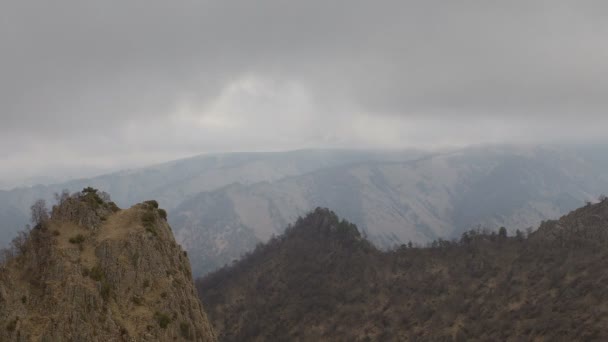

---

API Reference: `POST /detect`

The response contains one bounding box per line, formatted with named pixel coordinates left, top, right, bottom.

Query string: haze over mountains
left=2, top=145, right=608, bottom=276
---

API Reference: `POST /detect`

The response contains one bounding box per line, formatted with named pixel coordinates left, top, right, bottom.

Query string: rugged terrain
left=198, top=200, right=608, bottom=341
left=0, top=189, right=216, bottom=341
left=177, top=146, right=608, bottom=276
left=2, top=146, right=608, bottom=277
left=0, top=149, right=420, bottom=246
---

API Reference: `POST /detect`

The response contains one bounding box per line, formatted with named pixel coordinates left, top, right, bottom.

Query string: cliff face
left=0, top=190, right=216, bottom=341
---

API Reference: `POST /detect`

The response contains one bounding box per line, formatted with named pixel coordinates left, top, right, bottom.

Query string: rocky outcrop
left=0, top=190, right=216, bottom=341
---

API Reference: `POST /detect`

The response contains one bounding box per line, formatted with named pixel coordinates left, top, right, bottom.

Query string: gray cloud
left=1, top=0, right=607, bottom=183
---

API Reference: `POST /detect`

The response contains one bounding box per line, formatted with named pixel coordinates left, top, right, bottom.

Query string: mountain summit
left=0, top=189, right=216, bottom=341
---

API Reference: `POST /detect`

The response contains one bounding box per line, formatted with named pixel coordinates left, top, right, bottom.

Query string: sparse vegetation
left=144, top=200, right=159, bottom=209
left=158, top=208, right=167, bottom=220
left=30, top=199, right=50, bottom=229
left=154, top=312, right=171, bottom=329
left=180, top=322, right=192, bottom=340
left=88, top=265, right=105, bottom=281
left=0, top=194, right=214, bottom=341
left=142, top=211, right=155, bottom=225
left=51, top=188, right=119, bottom=229
left=5, top=317, right=17, bottom=332
left=199, top=203, right=608, bottom=341
left=100, top=282, right=111, bottom=301
left=69, top=234, right=85, bottom=244
left=131, top=296, right=143, bottom=305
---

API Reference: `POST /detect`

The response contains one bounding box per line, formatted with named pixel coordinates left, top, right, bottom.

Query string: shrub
left=6, top=317, right=18, bottom=332
left=154, top=312, right=171, bottom=329
left=69, top=234, right=85, bottom=244
left=144, top=200, right=159, bottom=209
left=89, top=265, right=105, bottom=281
left=180, top=322, right=192, bottom=339
left=146, top=227, right=158, bottom=237
left=100, top=282, right=111, bottom=300
left=142, top=211, right=155, bottom=227
left=158, top=208, right=167, bottom=220
left=107, top=201, right=120, bottom=212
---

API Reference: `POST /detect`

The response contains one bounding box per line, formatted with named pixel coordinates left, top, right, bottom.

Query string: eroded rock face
left=0, top=193, right=216, bottom=342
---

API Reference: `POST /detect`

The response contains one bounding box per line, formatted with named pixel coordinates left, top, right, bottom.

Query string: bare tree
left=99, top=191, right=111, bottom=202
left=54, top=189, right=70, bottom=205
left=30, top=199, right=50, bottom=228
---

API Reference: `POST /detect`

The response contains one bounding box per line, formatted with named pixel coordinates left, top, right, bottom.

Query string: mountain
left=0, top=189, right=216, bottom=341
left=0, top=149, right=423, bottom=246
left=173, top=145, right=608, bottom=276
left=3, top=145, right=608, bottom=277
left=197, top=201, right=608, bottom=341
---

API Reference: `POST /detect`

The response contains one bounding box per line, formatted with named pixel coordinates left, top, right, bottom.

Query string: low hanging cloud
left=1, top=0, right=607, bottom=183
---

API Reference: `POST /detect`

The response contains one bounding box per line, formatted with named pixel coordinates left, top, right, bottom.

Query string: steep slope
left=0, top=149, right=422, bottom=246
left=175, top=146, right=608, bottom=276
left=0, top=189, right=216, bottom=341
left=198, top=201, right=608, bottom=341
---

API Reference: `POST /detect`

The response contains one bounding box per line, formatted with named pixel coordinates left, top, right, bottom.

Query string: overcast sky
left=1, top=1, right=607, bottom=185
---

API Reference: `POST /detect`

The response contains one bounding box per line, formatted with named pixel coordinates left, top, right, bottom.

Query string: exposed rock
left=0, top=191, right=216, bottom=341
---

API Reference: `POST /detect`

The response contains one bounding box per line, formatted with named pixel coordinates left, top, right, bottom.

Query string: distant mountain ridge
left=2, top=146, right=608, bottom=277
left=0, top=149, right=422, bottom=245
left=173, top=146, right=608, bottom=275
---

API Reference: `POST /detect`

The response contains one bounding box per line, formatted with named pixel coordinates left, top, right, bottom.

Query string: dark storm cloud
left=1, top=0, right=607, bottom=183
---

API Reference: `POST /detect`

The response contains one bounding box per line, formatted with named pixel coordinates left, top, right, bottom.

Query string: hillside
left=0, top=189, right=216, bottom=341
left=0, top=149, right=421, bottom=246
left=197, top=201, right=608, bottom=341
left=176, top=146, right=608, bottom=276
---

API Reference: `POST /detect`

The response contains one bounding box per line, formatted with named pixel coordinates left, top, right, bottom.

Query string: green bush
left=69, top=234, right=85, bottom=244
left=144, top=200, right=159, bottom=209
left=89, top=265, right=105, bottom=281
left=100, top=282, right=111, bottom=301
left=154, top=312, right=172, bottom=329
left=158, top=208, right=167, bottom=220
left=132, top=296, right=143, bottom=305
left=107, top=201, right=120, bottom=212
left=6, top=317, right=18, bottom=332
left=142, top=211, right=155, bottom=227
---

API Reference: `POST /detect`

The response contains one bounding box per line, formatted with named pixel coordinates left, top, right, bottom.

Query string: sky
left=1, top=1, right=607, bottom=185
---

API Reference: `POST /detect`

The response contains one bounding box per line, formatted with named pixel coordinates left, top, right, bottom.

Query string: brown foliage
left=198, top=202, right=608, bottom=341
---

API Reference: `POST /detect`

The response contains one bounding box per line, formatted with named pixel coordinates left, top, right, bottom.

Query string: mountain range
left=172, top=145, right=608, bottom=275
left=2, top=145, right=608, bottom=276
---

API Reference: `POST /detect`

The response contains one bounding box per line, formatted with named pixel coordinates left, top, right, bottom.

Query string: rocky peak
left=0, top=189, right=216, bottom=341
left=285, top=207, right=364, bottom=243
left=532, top=197, right=608, bottom=244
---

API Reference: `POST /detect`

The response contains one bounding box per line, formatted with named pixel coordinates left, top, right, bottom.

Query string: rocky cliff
left=0, top=189, right=216, bottom=341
